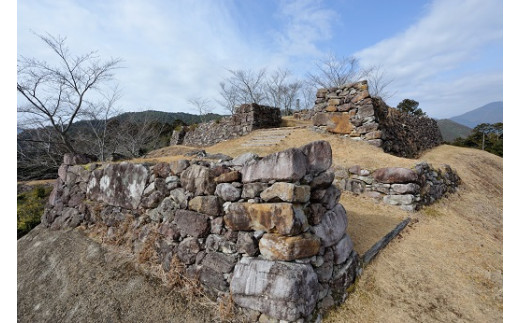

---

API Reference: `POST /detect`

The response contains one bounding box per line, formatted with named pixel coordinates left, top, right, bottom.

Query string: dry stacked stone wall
left=43, top=141, right=358, bottom=322
left=171, top=103, right=281, bottom=147
left=333, top=162, right=461, bottom=211
left=309, top=80, right=443, bottom=158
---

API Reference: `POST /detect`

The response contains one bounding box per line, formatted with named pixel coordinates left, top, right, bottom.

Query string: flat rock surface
left=17, top=226, right=216, bottom=322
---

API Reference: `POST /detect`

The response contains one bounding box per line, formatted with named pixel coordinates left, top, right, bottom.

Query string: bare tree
left=17, top=33, right=122, bottom=153
left=82, top=86, right=122, bottom=161
left=114, top=113, right=166, bottom=158
left=188, top=97, right=213, bottom=123
left=216, top=81, right=239, bottom=115
left=306, top=53, right=363, bottom=89
left=224, top=68, right=267, bottom=104
left=362, top=64, right=395, bottom=100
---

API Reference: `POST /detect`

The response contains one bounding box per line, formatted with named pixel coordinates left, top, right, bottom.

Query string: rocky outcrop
left=310, top=81, right=443, bottom=158
left=334, top=162, right=461, bottom=211
left=171, top=103, right=281, bottom=147
left=41, top=141, right=358, bottom=322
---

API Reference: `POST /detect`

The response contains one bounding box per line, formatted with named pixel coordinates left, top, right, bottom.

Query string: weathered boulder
left=310, top=171, right=335, bottom=189
left=180, top=165, right=216, bottom=196
left=188, top=196, right=221, bottom=216
left=173, top=210, right=209, bottom=238
left=169, top=159, right=190, bottom=175
left=215, top=183, right=242, bottom=202
left=201, top=252, right=238, bottom=273
left=258, top=233, right=321, bottom=261
left=153, top=162, right=171, bottom=178
left=230, top=258, right=319, bottom=321
left=63, top=153, right=97, bottom=165
left=241, top=148, right=307, bottom=183
left=260, top=182, right=310, bottom=203
left=391, top=183, right=420, bottom=194
left=241, top=183, right=269, bottom=199
left=177, top=237, right=200, bottom=264
left=86, top=162, right=148, bottom=210
left=237, top=232, right=259, bottom=256
left=311, top=185, right=341, bottom=210
left=373, top=167, right=419, bottom=184
left=199, top=267, right=228, bottom=294
left=300, top=141, right=332, bottom=175
left=326, top=112, right=354, bottom=134
left=383, top=194, right=415, bottom=205
left=224, top=203, right=307, bottom=236
left=231, top=152, right=259, bottom=166
left=332, top=234, right=354, bottom=264
left=311, top=204, right=348, bottom=247
left=214, top=171, right=241, bottom=183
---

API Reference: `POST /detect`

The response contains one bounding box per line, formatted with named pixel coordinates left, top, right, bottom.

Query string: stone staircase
left=241, top=126, right=305, bottom=147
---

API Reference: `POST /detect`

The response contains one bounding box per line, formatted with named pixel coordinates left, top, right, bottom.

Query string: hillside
left=450, top=101, right=503, bottom=128
left=436, top=119, right=473, bottom=142
left=113, top=110, right=224, bottom=125
left=18, top=117, right=503, bottom=322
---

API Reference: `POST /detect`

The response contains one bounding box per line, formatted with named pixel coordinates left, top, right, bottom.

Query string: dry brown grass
left=126, top=117, right=503, bottom=322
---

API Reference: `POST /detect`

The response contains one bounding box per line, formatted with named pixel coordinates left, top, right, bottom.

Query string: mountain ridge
left=449, top=101, right=502, bottom=128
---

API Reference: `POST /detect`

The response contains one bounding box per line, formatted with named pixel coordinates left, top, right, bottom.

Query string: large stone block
left=224, top=203, right=307, bottom=236
left=86, top=162, right=148, bottom=210
left=312, top=112, right=331, bottom=126
left=383, top=194, right=415, bottom=205
left=188, top=196, right=221, bottom=216
left=332, top=234, right=354, bottom=264
left=300, top=140, right=332, bottom=175
left=260, top=182, right=310, bottom=203
left=230, top=258, right=319, bottom=321
left=201, top=252, right=238, bottom=273
left=241, top=183, right=269, bottom=199
left=180, top=164, right=216, bottom=195
left=327, top=112, right=354, bottom=134
left=373, top=167, right=419, bottom=184
left=174, top=209, right=210, bottom=238
left=391, top=183, right=420, bottom=194
left=259, top=233, right=320, bottom=261
left=215, top=183, right=242, bottom=202
left=312, top=204, right=348, bottom=247
left=241, top=148, right=307, bottom=183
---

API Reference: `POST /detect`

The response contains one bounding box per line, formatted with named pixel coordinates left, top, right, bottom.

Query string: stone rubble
left=333, top=162, right=461, bottom=211
left=170, top=103, right=282, bottom=147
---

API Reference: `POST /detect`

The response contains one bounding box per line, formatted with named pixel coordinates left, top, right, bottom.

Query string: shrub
left=17, top=185, right=52, bottom=239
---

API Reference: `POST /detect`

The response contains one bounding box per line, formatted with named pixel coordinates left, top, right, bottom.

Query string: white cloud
left=355, top=0, right=502, bottom=118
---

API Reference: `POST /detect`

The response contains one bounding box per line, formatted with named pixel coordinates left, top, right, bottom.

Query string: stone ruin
left=293, top=80, right=443, bottom=158
left=42, top=142, right=358, bottom=322
left=171, top=103, right=282, bottom=147
left=333, top=163, right=461, bottom=211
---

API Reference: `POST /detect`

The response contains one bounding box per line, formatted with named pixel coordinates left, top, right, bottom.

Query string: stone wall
left=171, top=103, right=282, bottom=147
left=310, top=81, right=443, bottom=158
left=42, top=141, right=358, bottom=322
left=333, top=162, right=461, bottom=211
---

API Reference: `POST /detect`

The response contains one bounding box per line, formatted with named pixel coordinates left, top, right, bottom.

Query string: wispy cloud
left=355, top=0, right=502, bottom=118
left=274, top=0, right=337, bottom=57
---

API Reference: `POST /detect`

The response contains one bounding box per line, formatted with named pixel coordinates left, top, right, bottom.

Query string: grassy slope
left=436, top=119, right=473, bottom=142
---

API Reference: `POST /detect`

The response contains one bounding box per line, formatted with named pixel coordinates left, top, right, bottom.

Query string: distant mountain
left=113, top=110, right=224, bottom=125
left=449, top=101, right=503, bottom=128
left=436, top=119, right=473, bottom=143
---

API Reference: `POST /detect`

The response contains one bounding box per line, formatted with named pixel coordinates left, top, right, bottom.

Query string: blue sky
left=17, top=0, right=503, bottom=118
